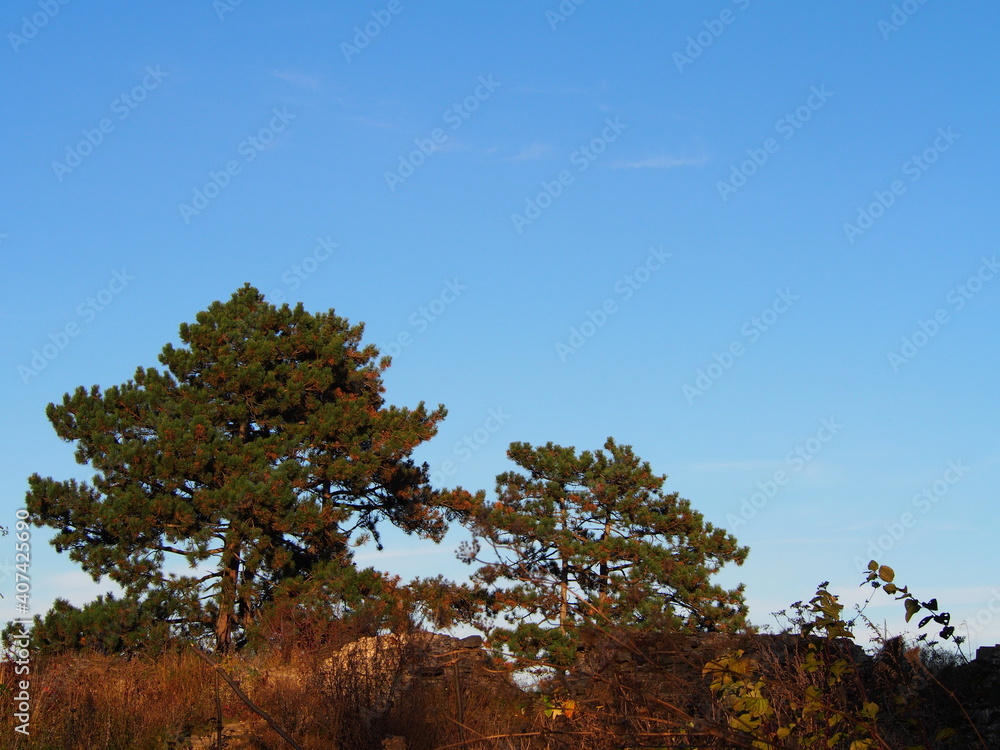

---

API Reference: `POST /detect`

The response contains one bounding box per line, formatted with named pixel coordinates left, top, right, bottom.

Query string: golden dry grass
left=0, top=633, right=987, bottom=750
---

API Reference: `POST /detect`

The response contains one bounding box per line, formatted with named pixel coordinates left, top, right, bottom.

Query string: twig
left=214, top=671, right=223, bottom=750
left=431, top=729, right=590, bottom=750
left=915, top=659, right=988, bottom=749
left=452, top=661, right=467, bottom=747
left=190, top=646, right=306, bottom=750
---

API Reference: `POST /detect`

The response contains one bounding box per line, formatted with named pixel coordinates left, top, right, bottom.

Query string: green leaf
left=860, top=701, right=879, bottom=720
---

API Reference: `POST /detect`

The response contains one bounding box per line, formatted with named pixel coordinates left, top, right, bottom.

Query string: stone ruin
left=320, top=630, right=1000, bottom=745
left=320, top=631, right=497, bottom=721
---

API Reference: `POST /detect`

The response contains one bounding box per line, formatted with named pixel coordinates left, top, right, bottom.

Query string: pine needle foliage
left=461, top=437, right=749, bottom=665
left=25, top=284, right=478, bottom=652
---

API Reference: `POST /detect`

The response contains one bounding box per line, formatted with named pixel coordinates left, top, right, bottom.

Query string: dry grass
left=0, top=649, right=214, bottom=749
left=0, top=633, right=988, bottom=750
left=0, top=638, right=530, bottom=750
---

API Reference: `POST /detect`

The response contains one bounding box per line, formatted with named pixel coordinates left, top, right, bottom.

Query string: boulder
left=320, top=631, right=487, bottom=720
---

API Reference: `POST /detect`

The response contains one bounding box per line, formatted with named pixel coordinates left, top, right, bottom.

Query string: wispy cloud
left=837, top=519, right=883, bottom=533
left=749, top=537, right=842, bottom=547
left=684, top=460, right=784, bottom=472
left=615, top=153, right=709, bottom=169
left=355, top=547, right=446, bottom=563
left=351, top=116, right=396, bottom=130
left=510, top=79, right=609, bottom=98
left=272, top=70, right=322, bottom=91
left=507, top=142, right=550, bottom=162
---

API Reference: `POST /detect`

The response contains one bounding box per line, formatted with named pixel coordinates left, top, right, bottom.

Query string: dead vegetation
left=1, top=625, right=996, bottom=750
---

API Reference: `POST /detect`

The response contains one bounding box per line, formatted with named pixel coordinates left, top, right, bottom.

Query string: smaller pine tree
left=460, top=438, right=749, bottom=664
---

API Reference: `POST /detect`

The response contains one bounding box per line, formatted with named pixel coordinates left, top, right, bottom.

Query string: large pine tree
left=26, top=285, right=477, bottom=651
left=460, top=438, right=749, bottom=664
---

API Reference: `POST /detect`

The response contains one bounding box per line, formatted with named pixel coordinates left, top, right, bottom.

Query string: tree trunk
left=559, top=498, right=569, bottom=631
left=598, top=508, right=611, bottom=607
left=215, top=544, right=242, bottom=652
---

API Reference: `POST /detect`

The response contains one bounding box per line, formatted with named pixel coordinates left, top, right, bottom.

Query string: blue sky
left=2, top=1, right=999, bottom=652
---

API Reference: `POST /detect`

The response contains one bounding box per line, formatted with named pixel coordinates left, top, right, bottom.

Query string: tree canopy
left=460, top=438, right=749, bottom=665
left=25, top=284, right=478, bottom=651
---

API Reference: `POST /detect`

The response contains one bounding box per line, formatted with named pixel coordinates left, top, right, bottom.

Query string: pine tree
left=460, top=438, right=749, bottom=664
left=26, top=285, right=477, bottom=651
left=1, top=592, right=179, bottom=656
